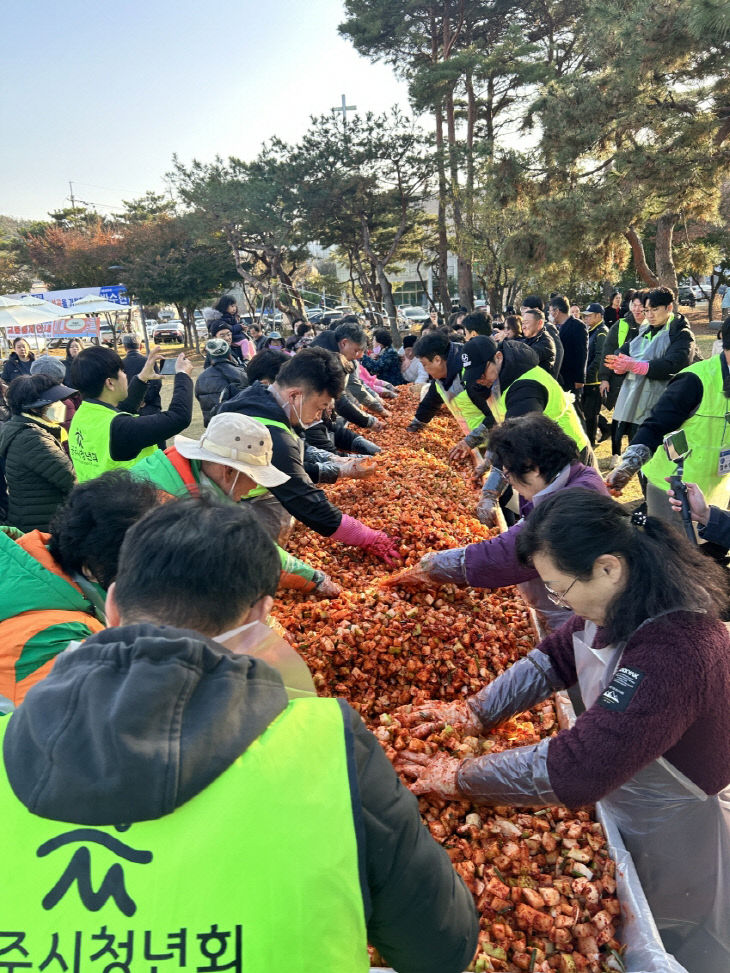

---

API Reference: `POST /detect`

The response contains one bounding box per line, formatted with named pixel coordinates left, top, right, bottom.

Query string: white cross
left=333, top=93, right=357, bottom=127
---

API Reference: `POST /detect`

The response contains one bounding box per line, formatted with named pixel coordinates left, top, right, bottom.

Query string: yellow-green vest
left=435, top=376, right=486, bottom=434
left=0, top=697, right=369, bottom=972
left=492, top=365, right=589, bottom=451
left=643, top=354, right=730, bottom=506
left=617, top=317, right=630, bottom=349
left=242, top=416, right=298, bottom=500
left=69, top=401, right=157, bottom=483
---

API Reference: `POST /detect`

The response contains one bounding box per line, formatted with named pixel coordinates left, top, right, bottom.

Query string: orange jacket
left=0, top=529, right=105, bottom=706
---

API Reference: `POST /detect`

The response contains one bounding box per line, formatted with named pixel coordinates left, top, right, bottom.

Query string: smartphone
left=663, top=429, right=689, bottom=462
left=159, top=358, right=177, bottom=376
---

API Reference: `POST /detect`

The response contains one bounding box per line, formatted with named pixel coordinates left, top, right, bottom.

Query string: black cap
left=26, top=383, right=76, bottom=409
left=461, top=336, right=499, bottom=385
left=583, top=302, right=605, bottom=315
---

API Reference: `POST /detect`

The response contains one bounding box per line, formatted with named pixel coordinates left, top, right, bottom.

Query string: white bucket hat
left=174, top=414, right=289, bottom=488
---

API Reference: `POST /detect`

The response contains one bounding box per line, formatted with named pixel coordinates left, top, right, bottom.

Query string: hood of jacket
left=0, top=413, right=58, bottom=460
left=219, top=379, right=291, bottom=425
left=443, top=340, right=466, bottom=388
left=311, top=330, right=340, bottom=354
left=0, top=529, right=93, bottom=623
left=519, top=462, right=609, bottom=518
left=3, top=623, right=289, bottom=825
left=498, top=339, right=540, bottom=389
left=311, top=332, right=356, bottom=373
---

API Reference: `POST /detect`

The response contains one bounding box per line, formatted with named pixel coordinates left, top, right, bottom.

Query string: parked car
left=691, top=284, right=707, bottom=302
left=397, top=306, right=430, bottom=330
left=677, top=285, right=696, bottom=308
left=153, top=320, right=185, bottom=343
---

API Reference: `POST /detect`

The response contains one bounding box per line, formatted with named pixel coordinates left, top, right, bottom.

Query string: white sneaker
left=610, top=455, right=620, bottom=469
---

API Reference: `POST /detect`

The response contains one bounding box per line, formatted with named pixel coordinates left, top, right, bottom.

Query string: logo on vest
left=461, top=354, right=471, bottom=366
left=74, top=428, right=84, bottom=449
left=37, top=826, right=152, bottom=917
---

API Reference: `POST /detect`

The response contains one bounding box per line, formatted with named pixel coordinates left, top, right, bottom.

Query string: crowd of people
left=0, top=287, right=728, bottom=973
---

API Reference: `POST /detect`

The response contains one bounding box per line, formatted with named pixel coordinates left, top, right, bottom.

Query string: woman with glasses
left=396, top=489, right=730, bottom=973
left=386, top=414, right=608, bottom=631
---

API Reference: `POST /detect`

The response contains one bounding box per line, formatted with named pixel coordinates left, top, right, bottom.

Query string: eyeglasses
left=543, top=577, right=579, bottom=607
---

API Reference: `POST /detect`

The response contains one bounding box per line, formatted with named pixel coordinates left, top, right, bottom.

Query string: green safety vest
left=129, top=446, right=198, bottom=496
left=435, top=375, right=487, bottom=434
left=69, top=401, right=157, bottom=483
left=492, top=366, right=589, bottom=451
left=0, top=697, right=369, bottom=971
left=617, top=317, right=630, bottom=349
left=643, top=354, right=730, bottom=506
left=242, top=416, right=299, bottom=499
left=130, top=448, right=317, bottom=583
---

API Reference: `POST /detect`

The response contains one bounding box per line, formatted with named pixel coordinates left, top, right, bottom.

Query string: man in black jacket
left=548, top=295, right=588, bottom=393
left=122, top=334, right=162, bottom=416
left=220, top=348, right=400, bottom=563
left=582, top=303, right=609, bottom=447
left=520, top=295, right=564, bottom=380
left=312, top=322, right=387, bottom=430
left=407, top=332, right=493, bottom=436
left=521, top=308, right=556, bottom=375
left=194, top=337, right=248, bottom=426
left=607, top=316, right=728, bottom=525
left=69, top=345, right=193, bottom=482
left=0, top=495, right=478, bottom=973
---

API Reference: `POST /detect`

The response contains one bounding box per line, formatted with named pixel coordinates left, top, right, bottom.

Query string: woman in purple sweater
left=397, top=490, right=730, bottom=973
left=388, top=414, right=608, bottom=631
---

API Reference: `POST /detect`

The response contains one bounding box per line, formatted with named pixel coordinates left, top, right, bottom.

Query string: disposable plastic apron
left=216, top=620, right=316, bottom=699
left=516, top=467, right=577, bottom=634
left=612, top=323, right=672, bottom=425
left=574, top=621, right=730, bottom=973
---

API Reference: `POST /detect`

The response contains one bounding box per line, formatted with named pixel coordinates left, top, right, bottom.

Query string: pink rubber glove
left=610, top=354, right=633, bottom=375
left=331, top=514, right=402, bottom=566
left=626, top=358, right=649, bottom=376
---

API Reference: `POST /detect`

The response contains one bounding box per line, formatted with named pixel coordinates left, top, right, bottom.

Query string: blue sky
left=1, top=0, right=409, bottom=220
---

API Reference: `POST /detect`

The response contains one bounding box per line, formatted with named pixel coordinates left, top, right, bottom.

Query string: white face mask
left=227, top=471, right=241, bottom=498
left=372, top=343, right=382, bottom=356
left=289, top=393, right=316, bottom=430
left=44, top=401, right=66, bottom=423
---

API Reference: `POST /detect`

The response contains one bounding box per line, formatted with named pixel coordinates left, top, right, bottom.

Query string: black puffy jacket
left=195, top=360, right=249, bottom=426
left=1, top=352, right=34, bottom=384
left=0, top=415, right=76, bottom=532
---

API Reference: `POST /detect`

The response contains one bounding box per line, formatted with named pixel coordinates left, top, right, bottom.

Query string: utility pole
left=332, top=93, right=357, bottom=130
left=68, top=181, right=76, bottom=214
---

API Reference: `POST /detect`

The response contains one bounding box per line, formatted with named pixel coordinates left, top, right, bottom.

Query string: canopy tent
left=67, top=295, right=130, bottom=316
left=17, top=296, right=74, bottom=320
left=0, top=295, right=72, bottom=328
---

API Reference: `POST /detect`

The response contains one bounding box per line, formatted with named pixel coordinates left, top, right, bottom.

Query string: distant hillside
left=0, top=215, right=31, bottom=239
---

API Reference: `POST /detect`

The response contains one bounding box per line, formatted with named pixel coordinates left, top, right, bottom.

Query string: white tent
left=68, top=295, right=130, bottom=316
left=18, top=296, right=74, bottom=320
left=0, top=295, right=71, bottom=328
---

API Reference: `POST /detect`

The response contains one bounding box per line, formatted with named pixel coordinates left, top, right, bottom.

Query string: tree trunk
left=434, top=106, right=451, bottom=313
left=444, top=88, right=473, bottom=311
left=655, top=213, right=679, bottom=293
left=461, top=66, right=477, bottom=313
left=708, top=283, right=722, bottom=323
left=276, top=262, right=304, bottom=318
left=187, top=304, right=200, bottom=353
left=361, top=219, right=400, bottom=348
left=488, top=284, right=503, bottom=317
left=623, top=227, right=660, bottom=288
left=376, top=262, right=400, bottom=348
